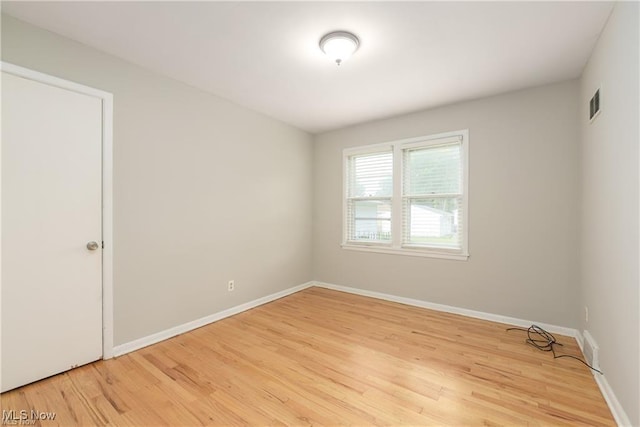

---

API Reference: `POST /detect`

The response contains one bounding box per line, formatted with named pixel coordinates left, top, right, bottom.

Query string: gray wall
left=1, top=15, right=314, bottom=346
left=579, top=2, right=639, bottom=425
left=4, top=8, right=637, bottom=422
left=313, top=81, right=581, bottom=328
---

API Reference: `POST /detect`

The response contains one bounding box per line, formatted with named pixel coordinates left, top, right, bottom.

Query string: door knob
left=86, top=241, right=100, bottom=251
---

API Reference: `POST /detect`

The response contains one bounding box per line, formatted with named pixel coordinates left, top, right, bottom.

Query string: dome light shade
left=319, top=31, right=359, bottom=66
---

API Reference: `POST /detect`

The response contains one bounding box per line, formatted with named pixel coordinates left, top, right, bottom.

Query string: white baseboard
left=576, top=331, right=632, bottom=427
left=575, top=328, right=585, bottom=350
left=593, top=370, right=633, bottom=427
left=315, top=281, right=634, bottom=427
left=111, top=281, right=314, bottom=357
left=111, top=279, right=630, bottom=426
left=313, top=281, right=578, bottom=338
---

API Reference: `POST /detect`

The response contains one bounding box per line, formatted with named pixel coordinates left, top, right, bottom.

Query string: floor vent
left=583, top=330, right=600, bottom=371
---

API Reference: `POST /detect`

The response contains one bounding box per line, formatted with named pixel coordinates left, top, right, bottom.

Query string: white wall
left=313, top=81, right=581, bottom=328
left=579, top=2, right=639, bottom=425
left=1, top=15, right=314, bottom=346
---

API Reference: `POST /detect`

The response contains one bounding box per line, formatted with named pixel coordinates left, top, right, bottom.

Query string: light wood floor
left=2, top=287, right=614, bottom=426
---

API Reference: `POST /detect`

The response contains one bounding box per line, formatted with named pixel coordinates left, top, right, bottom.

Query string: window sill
left=341, top=243, right=469, bottom=261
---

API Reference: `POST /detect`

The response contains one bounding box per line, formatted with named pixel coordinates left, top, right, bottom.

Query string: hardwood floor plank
left=1, top=287, right=615, bottom=426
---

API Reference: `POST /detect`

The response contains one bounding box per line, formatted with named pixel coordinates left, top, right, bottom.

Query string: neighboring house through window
left=343, top=130, right=469, bottom=260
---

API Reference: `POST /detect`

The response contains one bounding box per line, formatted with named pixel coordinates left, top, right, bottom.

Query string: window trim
left=342, top=130, right=469, bottom=261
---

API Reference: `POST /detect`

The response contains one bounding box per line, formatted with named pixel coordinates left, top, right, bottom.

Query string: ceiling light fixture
left=319, top=31, right=359, bottom=66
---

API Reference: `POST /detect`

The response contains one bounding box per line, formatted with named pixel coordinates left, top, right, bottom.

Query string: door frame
left=1, top=61, right=115, bottom=359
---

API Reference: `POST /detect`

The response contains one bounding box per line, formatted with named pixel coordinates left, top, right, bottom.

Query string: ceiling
left=2, top=1, right=613, bottom=134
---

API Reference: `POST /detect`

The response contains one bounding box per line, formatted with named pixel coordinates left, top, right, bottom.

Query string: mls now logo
left=2, top=409, right=56, bottom=425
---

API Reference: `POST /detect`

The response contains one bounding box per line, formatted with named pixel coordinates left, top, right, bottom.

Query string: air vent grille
left=589, top=89, right=600, bottom=121
left=583, top=330, right=600, bottom=371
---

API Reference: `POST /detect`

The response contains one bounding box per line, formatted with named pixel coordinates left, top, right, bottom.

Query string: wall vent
left=589, top=88, right=601, bottom=121
left=583, top=330, right=600, bottom=371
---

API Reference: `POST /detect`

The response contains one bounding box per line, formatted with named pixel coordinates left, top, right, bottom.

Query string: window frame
left=343, top=143, right=394, bottom=247
left=342, top=130, right=469, bottom=261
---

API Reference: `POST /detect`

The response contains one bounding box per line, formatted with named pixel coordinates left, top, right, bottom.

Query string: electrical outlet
left=228, top=280, right=235, bottom=292
left=585, top=306, right=589, bottom=323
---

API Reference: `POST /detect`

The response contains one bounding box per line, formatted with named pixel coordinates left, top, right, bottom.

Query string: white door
left=1, top=70, right=103, bottom=392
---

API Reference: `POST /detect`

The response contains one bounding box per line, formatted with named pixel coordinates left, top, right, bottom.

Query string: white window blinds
left=343, top=130, right=468, bottom=260
left=402, top=139, right=463, bottom=250
left=346, top=151, right=393, bottom=243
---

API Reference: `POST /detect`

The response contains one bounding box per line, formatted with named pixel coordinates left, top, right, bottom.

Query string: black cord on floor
left=506, top=325, right=603, bottom=374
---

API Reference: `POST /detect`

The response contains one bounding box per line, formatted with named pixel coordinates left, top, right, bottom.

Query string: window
left=343, top=130, right=469, bottom=260
left=346, top=150, right=393, bottom=244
